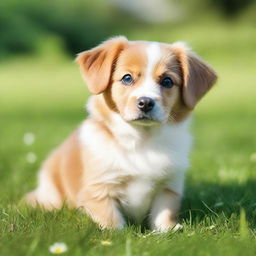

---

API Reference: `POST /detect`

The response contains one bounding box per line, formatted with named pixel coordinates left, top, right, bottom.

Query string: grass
left=1, top=20, right=256, bottom=255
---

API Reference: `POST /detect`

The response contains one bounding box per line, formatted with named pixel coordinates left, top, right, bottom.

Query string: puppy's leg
left=77, top=186, right=125, bottom=229
left=25, top=170, right=63, bottom=210
left=150, top=189, right=181, bottom=232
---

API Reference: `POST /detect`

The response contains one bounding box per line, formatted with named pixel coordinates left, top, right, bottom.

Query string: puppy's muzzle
left=137, top=97, right=155, bottom=113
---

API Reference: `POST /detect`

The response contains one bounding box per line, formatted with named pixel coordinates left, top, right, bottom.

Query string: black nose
left=137, top=97, right=155, bottom=113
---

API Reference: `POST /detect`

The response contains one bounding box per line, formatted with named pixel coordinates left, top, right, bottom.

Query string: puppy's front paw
left=151, top=209, right=181, bottom=232
left=97, top=214, right=125, bottom=230
left=80, top=203, right=126, bottom=230
left=154, top=222, right=183, bottom=233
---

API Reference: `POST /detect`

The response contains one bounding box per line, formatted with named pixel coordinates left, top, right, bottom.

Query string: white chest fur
left=80, top=116, right=192, bottom=221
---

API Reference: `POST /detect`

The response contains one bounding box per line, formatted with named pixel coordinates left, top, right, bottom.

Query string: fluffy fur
left=25, top=36, right=217, bottom=231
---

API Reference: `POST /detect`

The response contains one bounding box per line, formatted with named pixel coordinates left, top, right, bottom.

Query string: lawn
left=0, top=21, right=256, bottom=255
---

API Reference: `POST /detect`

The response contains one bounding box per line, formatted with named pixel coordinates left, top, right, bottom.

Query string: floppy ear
left=171, top=42, right=217, bottom=109
left=76, top=36, right=128, bottom=94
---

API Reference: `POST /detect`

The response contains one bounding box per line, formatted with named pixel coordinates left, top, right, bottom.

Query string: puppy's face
left=76, top=37, right=217, bottom=125
left=111, top=42, right=182, bottom=125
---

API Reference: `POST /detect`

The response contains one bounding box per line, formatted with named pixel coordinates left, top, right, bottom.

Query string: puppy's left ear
left=76, top=36, right=128, bottom=94
left=171, top=43, right=217, bottom=109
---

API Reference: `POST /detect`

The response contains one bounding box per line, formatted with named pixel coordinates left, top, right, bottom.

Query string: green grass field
left=0, top=21, right=256, bottom=255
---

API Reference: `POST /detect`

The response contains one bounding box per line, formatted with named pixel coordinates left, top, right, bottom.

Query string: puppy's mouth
left=129, top=115, right=161, bottom=126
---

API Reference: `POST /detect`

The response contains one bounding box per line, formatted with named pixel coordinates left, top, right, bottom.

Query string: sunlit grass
left=0, top=21, right=256, bottom=255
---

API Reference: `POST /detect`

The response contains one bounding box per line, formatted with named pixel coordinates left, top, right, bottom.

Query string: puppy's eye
left=121, top=74, right=133, bottom=85
left=160, top=77, right=173, bottom=88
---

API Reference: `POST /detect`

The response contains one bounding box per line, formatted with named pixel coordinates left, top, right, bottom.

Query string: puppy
left=25, top=36, right=217, bottom=231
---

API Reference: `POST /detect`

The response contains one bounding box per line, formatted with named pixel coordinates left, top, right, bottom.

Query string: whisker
left=168, top=110, right=180, bottom=123
left=168, top=114, right=176, bottom=123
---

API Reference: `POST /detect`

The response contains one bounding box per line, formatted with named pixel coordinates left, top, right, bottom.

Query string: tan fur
left=171, top=43, right=217, bottom=109
left=111, top=44, right=148, bottom=119
left=110, top=42, right=185, bottom=123
left=25, top=130, right=83, bottom=208
left=76, top=36, right=128, bottom=94
left=25, top=36, right=217, bottom=230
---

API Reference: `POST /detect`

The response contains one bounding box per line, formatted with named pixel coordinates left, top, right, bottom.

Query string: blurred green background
left=0, top=0, right=256, bottom=58
left=1, top=0, right=256, bottom=255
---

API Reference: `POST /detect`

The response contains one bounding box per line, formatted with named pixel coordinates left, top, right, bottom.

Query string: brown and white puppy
left=25, top=36, right=217, bottom=231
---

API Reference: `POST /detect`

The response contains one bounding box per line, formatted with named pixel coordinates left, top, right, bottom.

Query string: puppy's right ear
left=76, top=36, right=128, bottom=94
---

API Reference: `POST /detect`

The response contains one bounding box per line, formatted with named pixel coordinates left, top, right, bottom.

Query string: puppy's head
left=76, top=36, right=217, bottom=125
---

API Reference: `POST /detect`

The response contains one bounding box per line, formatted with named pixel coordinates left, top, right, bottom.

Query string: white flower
left=26, top=152, right=37, bottom=163
left=23, top=133, right=35, bottom=145
left=49, top=242, right=68, bottom=254
left=100, top=240, right=112, bottom=246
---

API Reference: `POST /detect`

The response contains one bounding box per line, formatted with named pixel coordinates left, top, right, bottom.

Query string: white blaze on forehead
left=132, top=43, right=162, bottom=99
left=145, top=43, right=162, bottom=77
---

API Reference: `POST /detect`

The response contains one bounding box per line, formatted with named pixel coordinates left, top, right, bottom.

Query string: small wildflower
left=100, top=240, right=112, bottom=246
left=49, top=242, right=68, bottom=254
left=26, top=152, right=37, bottom=163
left=23, top=132, right=35, bottom=145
